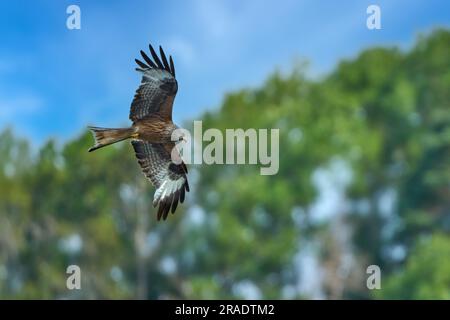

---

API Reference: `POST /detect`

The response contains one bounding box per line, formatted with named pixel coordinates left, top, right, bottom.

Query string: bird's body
left=133, top=115, right=178, bottom=143
left=88, top=44, right=189, bottom=221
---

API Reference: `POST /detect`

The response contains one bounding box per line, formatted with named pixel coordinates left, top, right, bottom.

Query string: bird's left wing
left=130, top=45, right=178, bottom=122
left=131, top=140, right=189, bottom=220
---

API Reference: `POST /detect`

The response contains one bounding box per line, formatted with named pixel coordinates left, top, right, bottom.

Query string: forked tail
left=88, top=126, right=135, bottom=152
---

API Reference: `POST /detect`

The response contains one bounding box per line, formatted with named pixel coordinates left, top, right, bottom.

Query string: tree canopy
left=0, top=29, right=448, bottom=299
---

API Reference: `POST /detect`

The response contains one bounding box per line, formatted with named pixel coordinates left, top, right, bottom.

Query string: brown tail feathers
left=88, top=127, right=135, bottom=152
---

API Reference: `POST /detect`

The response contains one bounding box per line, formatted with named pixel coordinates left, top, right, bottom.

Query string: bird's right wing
left=131, top=140, right=189, bottom=221
left=130, top=45, right=178, bottom=122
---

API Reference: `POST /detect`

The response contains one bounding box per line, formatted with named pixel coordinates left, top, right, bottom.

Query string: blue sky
left=0, top=0, right=449, bottom=145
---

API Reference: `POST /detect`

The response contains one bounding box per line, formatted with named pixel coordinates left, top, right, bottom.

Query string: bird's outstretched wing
left=131, top=140, right=189, bottom=220
left=131, top=45, right=178, bottom=122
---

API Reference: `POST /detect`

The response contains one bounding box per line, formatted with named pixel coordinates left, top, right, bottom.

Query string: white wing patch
left=153, top=175, right=186, bottom=207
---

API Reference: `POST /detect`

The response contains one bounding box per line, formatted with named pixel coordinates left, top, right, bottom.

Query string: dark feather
left=163, top=194, right=173, bottom=220
left=157, top=203, right=164, bottom=220
left=149, top=44, right=164, bottom=69
left=135, top=58, right=148, bottom=69
left=140, top=50, right=157, bottom=68
left=171, top=191, right=179, bottom=213
left=169, top=55, right=175, bottom=78
left=180, top=187, right=185, bottom=203
left=159, top=46, right=171, bottom=72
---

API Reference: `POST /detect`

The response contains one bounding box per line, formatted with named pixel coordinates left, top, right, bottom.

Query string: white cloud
left=0, top=93, right=43, bottom=119
left=0, top=56, right=43, bottom=121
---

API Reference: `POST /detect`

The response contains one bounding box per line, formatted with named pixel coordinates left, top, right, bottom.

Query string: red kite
left=88, top=44, right=189, bottom=221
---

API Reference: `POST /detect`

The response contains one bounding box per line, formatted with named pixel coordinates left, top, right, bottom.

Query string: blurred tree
left=378, top=234, right=450, bottom=299
left=0, top=29, right=448, bottom=299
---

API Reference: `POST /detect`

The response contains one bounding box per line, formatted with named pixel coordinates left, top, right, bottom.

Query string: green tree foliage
left=0, top=29, right=448, bottom=299
left=378, top=234, right=450, bottom=299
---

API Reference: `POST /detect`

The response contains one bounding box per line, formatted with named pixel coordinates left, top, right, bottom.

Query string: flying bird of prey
left=88, top=44, right=189, bottom=221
